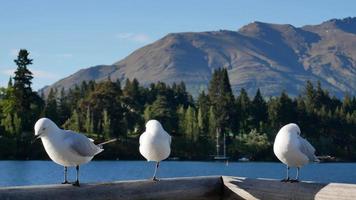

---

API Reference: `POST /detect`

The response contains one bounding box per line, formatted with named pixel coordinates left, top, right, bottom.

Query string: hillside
left=41, top=17, right=356, bottom=97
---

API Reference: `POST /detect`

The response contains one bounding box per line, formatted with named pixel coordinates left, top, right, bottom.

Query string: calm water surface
left=0, top=161, right=355, bottom=186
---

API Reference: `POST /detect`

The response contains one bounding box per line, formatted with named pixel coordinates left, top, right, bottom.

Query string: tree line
left=0, top=49, right=356, bottom=161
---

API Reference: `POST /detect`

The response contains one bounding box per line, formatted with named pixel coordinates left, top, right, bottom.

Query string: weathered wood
left=223, top=176, right=356, bottom=200
left=0, top=176, right=222, bottom=200
left=2, top=176, right=356, bottom=200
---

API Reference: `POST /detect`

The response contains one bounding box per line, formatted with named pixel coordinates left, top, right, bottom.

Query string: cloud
left=33, top=70, right=60, bottom=79
left=0, top=68, right=60, bottom=79
left=116, top=33, right=152, bottom=43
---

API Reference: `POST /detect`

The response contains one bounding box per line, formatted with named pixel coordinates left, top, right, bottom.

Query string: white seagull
left=139, top=120, right=171, bottom=181
left=273, top=123, right=319, bottom=182
left=33, top=118, right=116, bottom=186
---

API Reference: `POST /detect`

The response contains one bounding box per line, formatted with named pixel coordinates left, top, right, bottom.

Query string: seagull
left=33, top=118, right=116, bottom=186
left=273, top=123, right=319, bottom=182
left=139, top=120, right=171, bottom=181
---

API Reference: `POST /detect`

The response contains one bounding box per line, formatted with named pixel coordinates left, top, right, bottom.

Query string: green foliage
left=102, top=109, right=111, bottom=139
left=0, top=59, right=356, bottom=161
left=236, top=88, right=251, bottom=133
left=208, top=68, right=235, bottom=131
left=184, top=106, right=198, bottom=142
left=63, top=109, right=80, bottom=132
left=233, top=129, right=271, bottom=160
left=43, top=88, right=59, bottom=123
left=251, top=89, right=268, bottom=127
left=58, top=88, right=71, bottom=126
left=85, top=106, right=94, bottom=134
left=12, top=49, right=43, bottom=132
left=0, top=82, right=18, bottom=136
left=144, top=95, right=177, bottom=134
left=208, top=106, right=217, bottom=139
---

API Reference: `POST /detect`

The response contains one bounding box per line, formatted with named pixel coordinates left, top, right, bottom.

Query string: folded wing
left=65, top=130, right=103, bottom=157
left=299, top=137, right=318, bottom=162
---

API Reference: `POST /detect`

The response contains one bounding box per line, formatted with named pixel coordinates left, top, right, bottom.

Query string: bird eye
left=42, top=128, right=46, bottom=131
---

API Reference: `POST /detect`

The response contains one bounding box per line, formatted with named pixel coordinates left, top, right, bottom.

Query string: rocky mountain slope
left=42, top=17, right=356, bottom=97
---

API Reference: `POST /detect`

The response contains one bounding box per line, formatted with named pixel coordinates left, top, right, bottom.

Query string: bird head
left=282, top=123, right=301, bottom=136
left=33, top=118, right=58, bottom=142
left=145, top=119, right=163, bottom=133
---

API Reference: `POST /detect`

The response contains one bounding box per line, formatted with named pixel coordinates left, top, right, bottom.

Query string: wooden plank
left=0, top=176, right=222, bottom=200
left=223, top=176, right=356, bottom=200
left=2, top=176, right=356, bottom=200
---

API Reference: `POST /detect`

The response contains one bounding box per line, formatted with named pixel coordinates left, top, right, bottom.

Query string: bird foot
left=281, top=178, right=290, bottom=182
left=72, top=181, right=80, bottom=187
left=289, top=179, right=300, bottom=183
left=152, top=177, right=159, bottom=182
left=61, top=181, right=70, bottom=184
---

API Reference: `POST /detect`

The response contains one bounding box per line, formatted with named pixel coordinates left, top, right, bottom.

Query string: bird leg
left=61, top=166, right=70, bottom=184
left=152, top=162, right=160, bottom=181
left=281, top=166, right=290, bottom=182
left=290, top=167, right=300, bottom=183
left=72, top=165, right=80, bottom=187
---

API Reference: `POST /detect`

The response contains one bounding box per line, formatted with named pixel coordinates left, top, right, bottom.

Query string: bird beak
left=31, top=133, right=42, bottom=144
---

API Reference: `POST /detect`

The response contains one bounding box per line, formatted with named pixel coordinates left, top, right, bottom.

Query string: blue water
left=0, top=161, right=355, bottom=186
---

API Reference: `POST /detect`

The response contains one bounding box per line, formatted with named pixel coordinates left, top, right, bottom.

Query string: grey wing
left=299, top=137, right=317, bottom=162
left=163, top=130, right=171, bottom=145
left=65, top=131, right=103, bottom=157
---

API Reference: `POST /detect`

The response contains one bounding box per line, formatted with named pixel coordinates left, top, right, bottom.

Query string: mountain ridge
left=41, top=17, right=356, bottom=98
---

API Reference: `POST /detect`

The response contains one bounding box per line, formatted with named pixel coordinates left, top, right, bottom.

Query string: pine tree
left=58, top=88, right=70, bottom=126
left=12, top=49, right=43, bottom=132
left=63, top=109, right=81, bottom=132
left=102, top=109, right=111, bottom=139
left=208, top=68, right=235, bottom=132
left=208, top=106, right=216, bottom=139
left=85, top=106, right=94, bottom=134
left=43, top=88, right=58, bottom=123
left=268, top=91, right=296, bottom=130
left=144, top=105, right=152, bottom=122
left=0, top=78, right=18, bottom=136
left=147, top=95, right=177, bottom=133
left=343, top=93, right=353, bottom=113
left=303, top=80, right=316, bottom=112
left=13, top=113, right=22, bottom=135
left=13, top=50, right=33, bottom=117
left=2, top=113, right=15, bottom=135
left=197, top=107, right=206, bottom=134
left=123, top=78, right=144, bottom=133
left=82, top=79, right=125, bottom=137
left=177, top=106, right=186, bottom=136
left=251, top=89, right=268, bottom=127
left=197, top=91, right=209, bottom=134
left=236, top=88, right=251, bottom=133
left=184, top=106, right=198, bottom=142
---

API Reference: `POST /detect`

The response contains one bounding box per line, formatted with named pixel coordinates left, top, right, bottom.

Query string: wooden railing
left=1, top=176, right=356, bottom=200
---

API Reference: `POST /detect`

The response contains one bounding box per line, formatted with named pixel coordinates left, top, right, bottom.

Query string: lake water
left=0, top=161, right=355, bottom=186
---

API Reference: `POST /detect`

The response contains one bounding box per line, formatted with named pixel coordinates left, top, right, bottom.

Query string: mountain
left=41, top=17, right=356, bottom=97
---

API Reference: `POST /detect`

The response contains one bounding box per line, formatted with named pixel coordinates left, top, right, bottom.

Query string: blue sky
left=0, top=0, right=355, bottom=90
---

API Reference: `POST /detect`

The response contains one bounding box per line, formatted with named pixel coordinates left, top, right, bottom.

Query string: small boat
left=317, top=155, right=339, bottom=162
left=168, top=157, right=180, bottom=161
left=214, top=156, right=230, bottom=161
left=213, top=129, right=229, bottom=161
left=238, top=157, right=250, bottom=162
